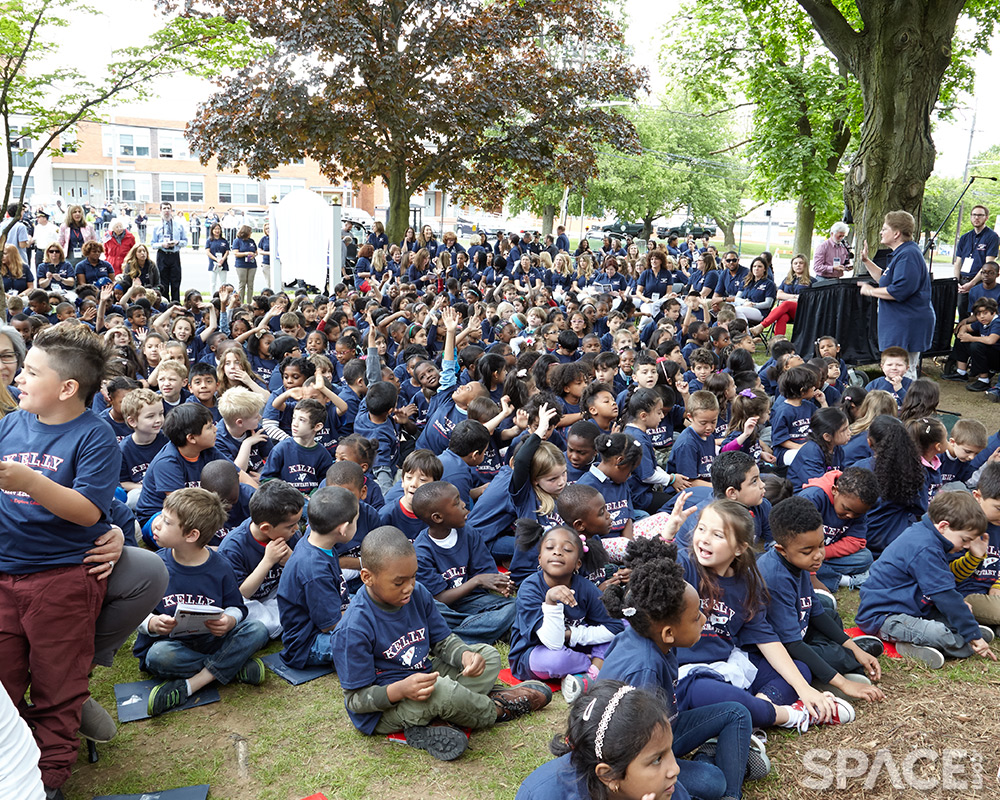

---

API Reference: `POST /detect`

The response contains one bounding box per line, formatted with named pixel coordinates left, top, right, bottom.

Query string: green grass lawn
left=67, top=590, right=1000, bottom=800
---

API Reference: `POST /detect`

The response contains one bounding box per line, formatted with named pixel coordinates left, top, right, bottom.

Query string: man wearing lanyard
left=955, top=205, right=999, bottom=319
left=152, top=202, right=188, bottom=303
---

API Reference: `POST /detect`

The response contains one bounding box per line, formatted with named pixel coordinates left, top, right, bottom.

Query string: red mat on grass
left=844, top=627, right=900, bottom=658
left=497, top=668, right=562, bottom=692
left=386, top=726, right=471, bottom=743
left=301, top=795, right=329, bottom=799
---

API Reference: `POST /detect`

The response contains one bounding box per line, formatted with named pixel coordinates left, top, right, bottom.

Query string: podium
left=790, top=277, right=957, bottom=364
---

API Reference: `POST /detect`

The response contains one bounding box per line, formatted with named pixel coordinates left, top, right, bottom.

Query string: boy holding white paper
left=133, top=488, right=270, bottom=716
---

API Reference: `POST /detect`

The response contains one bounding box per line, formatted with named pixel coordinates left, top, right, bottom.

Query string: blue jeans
left=308, top=631, right=336, bottom=666
left=815, top=547, right=873, bottom=592
left=434, top=593, right=516, bottom=646
left=488, top=534, right=516, bottom=562
left=145, top=619, right=269, bottom=684
left=675, top=701, right=752, bottom=800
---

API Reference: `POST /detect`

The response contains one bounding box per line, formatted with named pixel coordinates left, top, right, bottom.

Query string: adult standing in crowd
left=232, top=225, right=258, bottom=304
left=813, top=221, right=851, bottom=283
left=31, top=210, right=59, bottom=271
left=860, top=210, right=934, bottom=379
left=152, top=202, right=187, bottom=303
left=103, top=219, right=135, bottom=277
left=3, top=203, right=31, bottom=270
left=190, top=212, right=202, bottom=249
left=555, top=225, right=570, bottom=254
left=954, top=204, right=999, bottom=319
left=204, top=222, right=231, bottom=294
left=258, top=221, right=271, bottom=291
left=221, top=208, right=238, bottom=244
left=58, top=204, right=97, bottom=263
left=134, top=209, right=147, bottom=243
left=367, top=220, right=389, bottom=251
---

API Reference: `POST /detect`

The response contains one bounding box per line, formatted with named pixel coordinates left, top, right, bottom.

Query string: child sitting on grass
left=276, top=487, right=359, bottom=669
left=412, top=482, right=515, bottom=646
left=218, top=479, right=305, bottom=638
left=260, top=398, right=333, bottom=496
left=331, top=526, right=552, bottom=761
left=135, top=488, right=270, bottom=717
left=856, top=491, right=998, bottom=669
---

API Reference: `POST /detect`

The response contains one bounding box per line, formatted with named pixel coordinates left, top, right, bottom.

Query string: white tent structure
left=269, top=189, right=344, bottom=290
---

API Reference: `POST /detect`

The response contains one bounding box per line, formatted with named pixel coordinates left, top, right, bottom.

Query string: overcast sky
left=58, top=0, right=1000, bottom=179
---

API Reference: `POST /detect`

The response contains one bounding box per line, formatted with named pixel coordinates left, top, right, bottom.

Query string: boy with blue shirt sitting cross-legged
left=323, top=460, right=384, bottom=592
left=412, top=482, right=516, bottom=646
left=135, top=488, right=270, bottom=717
left=218, top=479, right=305, bottom=639
left=758, top=497, right=886, bottom=704
left=331, top=526, right=552, bottom=761
left=260, top=398, right=333, bottom=496
left=666, top=390, right=719, bottom=487
left=118, top=387, right=167, bottom=509
left=864, top=347, right=913, bottom=407
left=0, top=324, right=123, bottom=797
left=856, top=491, right=998, bottom=669
left=276, top=486, right=359, bottom=669
left=215, top=387, right=271, bottom=480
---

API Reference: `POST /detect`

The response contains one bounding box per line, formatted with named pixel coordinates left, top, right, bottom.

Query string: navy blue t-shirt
left=134, top=444, right=225, bottom=524
left=414, top=527, right=498, bottom=597
left=260, top=437, right=333, bottom=495
left=277, top=538, right=350, bottom=669
left=757, top=548, right=824, bottom=642
left=119, top=432, right=169, bottom=484
left=217, top=518, right=301, bottom=602
left=332, top=582, right=454, bottom=734
left=667, top=425, right=716, bottom=481
left=578, top=466, right=633, bottom=534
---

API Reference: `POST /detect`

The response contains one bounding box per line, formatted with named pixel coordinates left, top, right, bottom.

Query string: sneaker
left=80, top=696, right=117, bottom=742
left=846, top=571, right=869, bottom=590
left=490, top=681, right=553, bottom=723
left=813, top=588, right=838, bottom=611
left=851, top=635, right=885, bottom=658
left=896, top=642, right=945, bottom=669
left=44, top=787, right=65, bottom=800
left=941, top=372, right=968, bottom=382
left=790, top=693, right=855, bottom=726
left=843, top=672, right=873, bottom=685
left=235, top=657, right=266, bottom=686
left=403, top=723, right=469, bottom=761
left=978, top=625, right=995, bottom=644
left=967, top=380, right=992, bottom=392
left=987, top=389, right=1000, bottom=403
left=561, top=673, right=591, bottom=704
left=746, top=734, right=771, bottom=781
left=147, top=679, right=189, bottom=717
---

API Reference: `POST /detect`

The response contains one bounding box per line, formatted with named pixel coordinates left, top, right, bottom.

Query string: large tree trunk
left=798, top=0, right=961, bottom=250
left=386, top=173, right=411, bottom=245
left=793, top=198, right=816, bottom=260
left=715, top=218, right=736, bottom=248
left=541, top=204, right=556, bottom=237
left=641, top=216, right=655, bottom=240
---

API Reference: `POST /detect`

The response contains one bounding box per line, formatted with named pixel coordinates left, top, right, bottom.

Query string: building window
left=12, top=175, right=35, bottom=197
left=9, top=128, right=34, bottom=169
left=218, top=181, right=260, bottom=205
left=161, top=179, right=204, bottom=204
left=158, top=130, right=190, bottom=160
left=106, top=175, right=153, bottom=203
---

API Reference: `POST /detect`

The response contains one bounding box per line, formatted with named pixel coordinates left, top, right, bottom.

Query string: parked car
left=597, top=220, right=647, bottom=238
left=657, top=221, right=717, bottom=240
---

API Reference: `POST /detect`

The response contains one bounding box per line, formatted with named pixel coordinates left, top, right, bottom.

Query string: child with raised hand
left=215, top=387, right=271, bottom=480
left=856, top=491, right=998, bottom=669
left=412, top=482, right=515, bottom=646
left=666, top=390, right=719, bottom=488
left=466, top=402, right=568, bottom=563
left=515, top=681, right=688, bottom=800
left=136, top=488, right=270, bottom=717
left=906, top=417, right=948, bottom=502
left=786, top=407, right=851, bottom=490
left=601, top=538, right=763, bottom=800
left=623, top=388, right=683, bottom=512
left=677, top=500, right=852, bottom=732
left=865, top=346, right=912, bottom=407
left=758, top=497, right=886, bottom=703
left=579, top=433, right=642, bottom=544
left=508, top=525, right=624, bottom=686
left=276, top=486, right=359, bottom=669
left=332, top=526, right=552, bottom=761
left=841, top=389, right=896, bottom=466
left=218, top=479, right=305, bottom=639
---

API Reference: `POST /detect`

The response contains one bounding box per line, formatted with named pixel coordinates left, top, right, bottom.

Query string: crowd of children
left=2, top=230, right=1000, bottom=800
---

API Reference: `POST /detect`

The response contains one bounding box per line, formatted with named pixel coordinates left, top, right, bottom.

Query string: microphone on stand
left=971, top=176, right=999, bottom=181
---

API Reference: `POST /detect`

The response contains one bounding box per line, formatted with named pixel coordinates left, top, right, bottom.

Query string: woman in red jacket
left=103, top=219, right=136, bottom=276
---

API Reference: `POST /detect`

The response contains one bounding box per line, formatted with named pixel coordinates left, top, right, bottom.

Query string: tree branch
left=795, top=0, right=860, bottom=67
left=709, top=138, right=750, bottom=155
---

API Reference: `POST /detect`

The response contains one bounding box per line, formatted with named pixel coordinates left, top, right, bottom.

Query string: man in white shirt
left=151, top=202, right=188, bottom=302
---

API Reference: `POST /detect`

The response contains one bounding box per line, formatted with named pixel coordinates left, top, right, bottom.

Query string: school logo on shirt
left=441, top=565, right=467, bottom=588
left=822, top=523, right=849, bottom=546
left=383, top=627, right=427, bottom=662
left=799, top=596, right=813, bottom=637
left=162, top=592, right=219, bottom=608
left=700, top=599, right=735, bottom=638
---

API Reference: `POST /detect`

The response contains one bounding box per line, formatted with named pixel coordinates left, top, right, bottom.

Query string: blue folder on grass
left=261, top=652, right=334, bottom=685
left=114, top=680, right=220, bottom=723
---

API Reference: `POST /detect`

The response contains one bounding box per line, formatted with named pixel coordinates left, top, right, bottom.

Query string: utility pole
left=953, top=105, right=978, bottom=254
